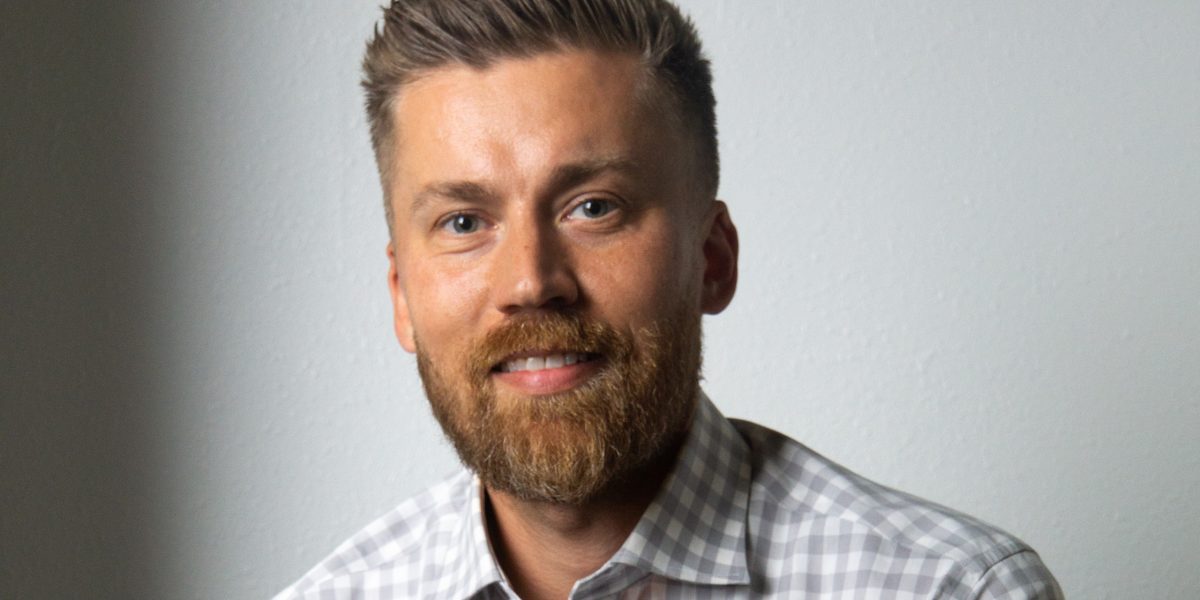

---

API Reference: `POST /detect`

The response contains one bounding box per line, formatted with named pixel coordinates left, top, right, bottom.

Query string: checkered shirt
left=275, top=393, right=1062, bottom=599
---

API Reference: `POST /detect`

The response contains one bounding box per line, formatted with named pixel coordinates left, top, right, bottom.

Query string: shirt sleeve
left=968, top=549, right=1064, bottom=600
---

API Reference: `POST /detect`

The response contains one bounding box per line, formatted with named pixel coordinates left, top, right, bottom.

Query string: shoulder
left=731, top=419, right=1062, bottom=598
left=272, top=470, right=475, bottom=600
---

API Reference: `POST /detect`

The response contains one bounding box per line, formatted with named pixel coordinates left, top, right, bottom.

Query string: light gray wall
left=2, top=1, right=1196, bottom=598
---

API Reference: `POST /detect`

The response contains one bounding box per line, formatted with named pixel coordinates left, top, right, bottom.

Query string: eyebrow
left=409, top=156, right=639, bottom=215
left=411, top=181, right=495, bottom=214
left=543, top=156, right=639, bottom=198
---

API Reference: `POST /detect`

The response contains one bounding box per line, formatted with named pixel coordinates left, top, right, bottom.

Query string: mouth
left=489, top=350, right=604, bottom=396
left=492, top=351, right=602, bottom=374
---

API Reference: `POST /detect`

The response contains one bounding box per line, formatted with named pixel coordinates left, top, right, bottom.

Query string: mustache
left=467, top=312, right=628, bottom=379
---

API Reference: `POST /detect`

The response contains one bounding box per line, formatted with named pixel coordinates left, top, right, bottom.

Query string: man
left=277, top=1, right=1062, bottom=598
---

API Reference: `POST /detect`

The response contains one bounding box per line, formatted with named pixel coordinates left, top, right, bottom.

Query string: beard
left=415, top=304, right=701, bottom=505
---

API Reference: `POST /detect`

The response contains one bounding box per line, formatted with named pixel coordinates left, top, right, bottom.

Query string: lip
left=493, top=351, right=598, bottom=372
left=491, top=354, right=604, bottom=396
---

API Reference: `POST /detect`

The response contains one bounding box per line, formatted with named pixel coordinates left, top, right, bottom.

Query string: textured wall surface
left=3, top=1, right=1197, bottom=598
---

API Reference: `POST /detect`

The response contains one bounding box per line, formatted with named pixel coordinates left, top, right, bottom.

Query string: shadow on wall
left=1, top=4, right=164, bottom=598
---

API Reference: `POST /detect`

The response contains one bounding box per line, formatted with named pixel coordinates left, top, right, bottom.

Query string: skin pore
left=384, top=49, right=738, bottom=600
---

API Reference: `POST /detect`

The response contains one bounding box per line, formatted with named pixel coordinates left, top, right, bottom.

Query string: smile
left=495, top=352, right=599, bottom=373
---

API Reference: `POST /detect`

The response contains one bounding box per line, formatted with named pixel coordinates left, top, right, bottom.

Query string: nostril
left=498, top=270, right=579, bottom=313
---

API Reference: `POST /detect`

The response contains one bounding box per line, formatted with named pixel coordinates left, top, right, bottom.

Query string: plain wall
left=3, top=1, right=1197, bottom=598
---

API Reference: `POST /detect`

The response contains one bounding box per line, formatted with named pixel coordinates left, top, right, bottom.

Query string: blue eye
left=444, top=213, right=481, bottom=234
left=569, top=198, right=615, bottom=219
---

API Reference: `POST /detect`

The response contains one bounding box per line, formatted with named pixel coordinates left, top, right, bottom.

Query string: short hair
left=362, top=0, right=718, bottom=225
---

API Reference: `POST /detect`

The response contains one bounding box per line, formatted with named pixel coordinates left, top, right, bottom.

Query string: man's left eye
left=568, top=198, right=615, bottom=220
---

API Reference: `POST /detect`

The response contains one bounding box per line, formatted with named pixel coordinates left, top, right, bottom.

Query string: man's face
left=385, top=49, right=737, bottom=503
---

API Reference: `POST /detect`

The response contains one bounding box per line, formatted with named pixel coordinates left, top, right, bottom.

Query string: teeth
left=502, top=353, right=589, bottom=373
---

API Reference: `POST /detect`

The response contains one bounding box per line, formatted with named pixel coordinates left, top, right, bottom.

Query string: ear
left=387, top=242, right=416, bottom=353
left=700, top=200, right=739, bottom=314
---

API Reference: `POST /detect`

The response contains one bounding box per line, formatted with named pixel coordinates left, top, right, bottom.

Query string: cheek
left=582, top=226, right=696, bottom=323
left=405, top=259, right=490, bottom=343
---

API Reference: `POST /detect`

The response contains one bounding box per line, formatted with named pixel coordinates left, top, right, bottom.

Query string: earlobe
left=700, top=200, right=739, bottom=315
left=387, top=243, right=417, bottom=353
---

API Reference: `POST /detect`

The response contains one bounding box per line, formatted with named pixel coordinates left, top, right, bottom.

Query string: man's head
left=365, top=1, right=738, bottom=505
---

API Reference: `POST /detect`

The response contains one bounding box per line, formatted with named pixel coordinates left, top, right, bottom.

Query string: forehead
left=400, top=49, right=655, bottom=121
left=387, top=49, right=686, bottom=201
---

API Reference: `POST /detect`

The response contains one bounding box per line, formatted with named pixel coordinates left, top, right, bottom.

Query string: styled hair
left=361, top=0, right=718, bottom=223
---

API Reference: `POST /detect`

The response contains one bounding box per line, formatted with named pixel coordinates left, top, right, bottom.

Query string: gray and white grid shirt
left=275, top=394, right=1062, bottom=599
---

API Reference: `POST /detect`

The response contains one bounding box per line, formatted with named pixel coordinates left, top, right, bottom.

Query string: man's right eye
left=441, top=213, right=481, bottom=234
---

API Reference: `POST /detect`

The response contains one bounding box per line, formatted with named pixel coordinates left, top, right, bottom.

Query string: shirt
left=275, top=394, right=1063, bottom=599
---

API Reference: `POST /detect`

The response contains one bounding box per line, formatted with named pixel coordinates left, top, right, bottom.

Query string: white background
left=2, top=1, right=1197, bottom=598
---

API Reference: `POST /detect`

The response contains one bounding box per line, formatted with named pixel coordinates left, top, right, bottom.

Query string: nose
left=492, top=218, right=579, bottom=314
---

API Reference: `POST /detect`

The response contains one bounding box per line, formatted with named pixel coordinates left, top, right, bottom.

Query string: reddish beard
left=415, top=307, right=701, bottom=505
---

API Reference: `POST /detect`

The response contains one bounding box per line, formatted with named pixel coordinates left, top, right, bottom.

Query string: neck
left=483, top=449, right=678, bottom=600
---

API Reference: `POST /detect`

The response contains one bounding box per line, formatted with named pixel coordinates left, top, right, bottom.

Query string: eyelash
left=434, top=196, right=622, bottom=236
left=566, top=197, right=618, bottom=220
left=437, top=212, right=487, bottom=235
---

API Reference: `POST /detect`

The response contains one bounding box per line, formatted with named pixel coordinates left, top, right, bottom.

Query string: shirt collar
left=456, top=391, right=753, bottom=596
left=451, top=476, right=506, bottom=599
left=608, top=391, right=753, bottom=585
